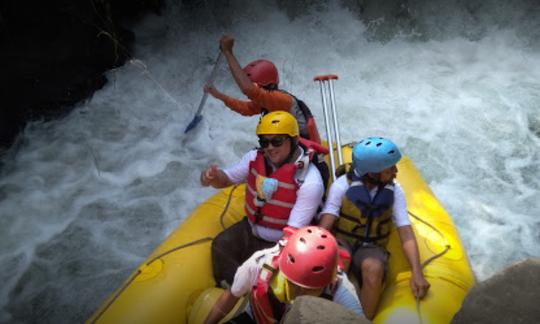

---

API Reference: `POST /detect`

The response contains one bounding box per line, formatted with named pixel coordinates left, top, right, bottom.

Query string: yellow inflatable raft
left=88, top=145, right=475, bottom=324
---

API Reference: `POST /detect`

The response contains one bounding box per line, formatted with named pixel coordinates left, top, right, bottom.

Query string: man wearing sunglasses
left=200, top=111, right=326, bottom=287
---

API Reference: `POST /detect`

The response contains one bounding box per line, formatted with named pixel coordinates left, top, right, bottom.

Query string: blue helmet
left=352, top=137, right=402, bottom=176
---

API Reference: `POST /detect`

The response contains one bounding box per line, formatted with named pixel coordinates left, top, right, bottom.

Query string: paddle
left=184, top=51, right=223, bottom=133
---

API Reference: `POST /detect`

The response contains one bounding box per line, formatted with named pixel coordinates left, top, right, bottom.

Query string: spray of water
left=0, top=0, right=539, bottom=322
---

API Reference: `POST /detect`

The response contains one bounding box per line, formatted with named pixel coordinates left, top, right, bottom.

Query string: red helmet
left=243, top=59, right=279, bottom=86
left=279, top=226, right=338, bottom=289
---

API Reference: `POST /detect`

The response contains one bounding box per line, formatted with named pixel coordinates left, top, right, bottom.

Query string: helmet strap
left=285, top=137, right=299, bottom=165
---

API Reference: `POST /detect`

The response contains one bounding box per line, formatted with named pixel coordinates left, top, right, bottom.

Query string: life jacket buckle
left=255, top=196, right=266, bottom=207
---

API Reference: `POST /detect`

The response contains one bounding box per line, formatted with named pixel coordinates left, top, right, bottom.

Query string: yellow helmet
left=256, top=111, right=299, bottom=137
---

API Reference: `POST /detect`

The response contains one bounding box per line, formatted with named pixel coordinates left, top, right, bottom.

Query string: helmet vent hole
left=287, top=254, right=295, bottom=264
left=365, top=141, right=371, bottom=145
left=321, top=234, right=327, bottom=239
left=271, top=120, right=279, bottom=124
left=312, top=266, right=325, bottom=273
left=317, top=245, right=325, bottom=250
left=388, top=150, right=395, bottom=154
left=307, top=229, right=313, bottom=233
left=299, top=237, right=307, bottom=245
left=376, top=142, right=382, bottom=147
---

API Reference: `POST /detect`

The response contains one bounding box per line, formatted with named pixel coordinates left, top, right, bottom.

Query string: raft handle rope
left=408, top=210, right=451, bottom=324
left=91, top=185, right=239, bottom=323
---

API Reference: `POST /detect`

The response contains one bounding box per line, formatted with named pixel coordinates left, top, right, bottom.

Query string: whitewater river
left=1, top=1, right=539, bottom=322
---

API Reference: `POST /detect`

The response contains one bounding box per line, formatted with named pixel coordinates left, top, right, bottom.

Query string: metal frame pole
left=328, top=79, right=343, bottom=165
left=314, top=74, right=340, bottom=181
left=317, top=79, right=336, bottom=181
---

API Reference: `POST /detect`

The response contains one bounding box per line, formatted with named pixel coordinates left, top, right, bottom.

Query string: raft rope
left=91, top=185, right=239, bottom=323
left=408, top=210, right=451, bottom=324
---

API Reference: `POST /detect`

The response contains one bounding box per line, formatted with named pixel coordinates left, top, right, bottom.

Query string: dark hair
left=262, top=83, right=278, bottom=91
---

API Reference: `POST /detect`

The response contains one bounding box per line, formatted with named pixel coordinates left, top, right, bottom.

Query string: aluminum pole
left=328, top=79, right=343, bottom=165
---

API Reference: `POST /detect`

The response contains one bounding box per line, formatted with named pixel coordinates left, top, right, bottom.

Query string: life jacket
left=334, top=164, right=394, bottom=248
left=250, top=254, right=339, bottom=324
left=289, top=95, right=321, bottom=144
left=298, top=137, right=330, bottom=194
left=245, top=141, right=327, bottom=230
left=261, top=90, right=322, bottom=144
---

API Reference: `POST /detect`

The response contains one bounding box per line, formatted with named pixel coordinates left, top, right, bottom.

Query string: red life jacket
left=250, top=254, right=340, bottom=324
left=250, top=255, right=284, bottom=324
left=245, top=140, right=328, bottom=230
left=245, top=152, right=299, bottom=229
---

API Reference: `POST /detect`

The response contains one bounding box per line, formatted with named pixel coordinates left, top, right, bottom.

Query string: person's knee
left=212, top=227, right=238, bottom=251
left=211, top=235, right=222, bottom=253
left=360, top=259, right=384, bottom=286
left=212, top=234, right=234, bottom=262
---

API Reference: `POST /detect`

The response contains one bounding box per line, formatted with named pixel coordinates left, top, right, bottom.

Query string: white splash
left=0, top=1, right=539, bottom=322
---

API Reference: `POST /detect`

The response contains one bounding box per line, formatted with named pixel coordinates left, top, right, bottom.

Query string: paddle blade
left=184, top=114, right=203, bottom=133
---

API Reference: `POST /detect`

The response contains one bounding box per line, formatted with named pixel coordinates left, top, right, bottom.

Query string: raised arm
left=220, top=35, right=254, bottom=95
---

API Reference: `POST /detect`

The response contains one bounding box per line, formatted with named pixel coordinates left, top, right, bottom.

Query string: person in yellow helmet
left=200, top=112, right=326, bottom=287
left=204, top=34, right=321, bottom=143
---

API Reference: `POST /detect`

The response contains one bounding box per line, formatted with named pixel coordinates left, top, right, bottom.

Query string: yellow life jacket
left=333, top=165, right=394, bottom=248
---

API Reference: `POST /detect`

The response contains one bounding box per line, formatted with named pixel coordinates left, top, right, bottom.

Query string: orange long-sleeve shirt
left=222, top=84, right=293, bottom=116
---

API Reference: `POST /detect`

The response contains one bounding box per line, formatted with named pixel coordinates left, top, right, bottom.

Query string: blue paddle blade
left=184, top=114, right=203, bottom=133
left=184, top=52, right=222, bottom=134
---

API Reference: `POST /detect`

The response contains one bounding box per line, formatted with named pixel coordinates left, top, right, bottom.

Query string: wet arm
left=246, top=85, right=292, bottom=112
left=220, top=37, right=254, bottom=95
left=222, top=95, right=261, bottom=116
left=319, top=213, right=337, bottom=230
left=205, top=84, right=260, bottom=116
left=398, top=225, right=430, bottom=298
left=318, top=177, right=347, bottom=230
left=200, top=165, right=234, bottom=188
left=203, top=289, right=240, bottom=324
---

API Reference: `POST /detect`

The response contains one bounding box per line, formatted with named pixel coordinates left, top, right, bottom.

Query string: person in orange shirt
left=205, top=35, right=321, bottom=143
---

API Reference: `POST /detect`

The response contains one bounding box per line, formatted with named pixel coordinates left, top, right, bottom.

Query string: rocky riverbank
left=0, top=0, right=162, bottom=150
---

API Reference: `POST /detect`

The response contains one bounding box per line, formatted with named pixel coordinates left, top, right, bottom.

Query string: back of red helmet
left=278, top=226, right=338, bottom=289
left=243, top=59, right=279, bottom=86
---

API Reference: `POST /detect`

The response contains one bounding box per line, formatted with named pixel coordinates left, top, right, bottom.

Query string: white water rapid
left=1, top=1, right=539, bottom=322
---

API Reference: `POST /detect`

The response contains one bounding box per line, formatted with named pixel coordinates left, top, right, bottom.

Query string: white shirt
left=320, top=175, right=410, bottom=228
left=230, top=244, right=363, bottom=316
left=223, top=148, right=325, bottom=242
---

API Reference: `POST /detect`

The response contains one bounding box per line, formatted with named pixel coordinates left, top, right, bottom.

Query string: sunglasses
left=258, top=136, right=288, bottom=148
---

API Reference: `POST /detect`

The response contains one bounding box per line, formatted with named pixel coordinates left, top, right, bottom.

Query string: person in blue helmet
left=318, top=137, right=430, bottom=320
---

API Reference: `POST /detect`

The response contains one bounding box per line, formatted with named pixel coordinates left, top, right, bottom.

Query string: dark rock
left=0, top=0, right=163, bottom=151
left=452, top=258, right=540, bottom=324
left=283, top=295, right=370, bottom=324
